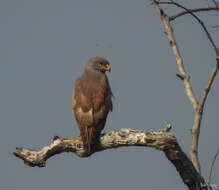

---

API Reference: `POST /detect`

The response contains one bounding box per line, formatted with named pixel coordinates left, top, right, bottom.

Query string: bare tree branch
left=169, top=7, right=219, bottom=21
left=151, top=1, right=199, bottom=109
left=151, top=0, right=202, bottom=172
left=199, top=57, right=219, bottom=115
left=207, top=149, right=219, bottom=185
left=13, top=125, right=207, bottom=190
left=14, top=126, right=174, bottom=166
left=165, top=1, right=219, bottom=176
left=159, top=1, right=219, bottom=56
left=154, top=0, right=219, bottom=175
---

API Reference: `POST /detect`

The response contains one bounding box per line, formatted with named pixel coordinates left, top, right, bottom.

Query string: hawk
left=72, top=57, right=113, bottom=155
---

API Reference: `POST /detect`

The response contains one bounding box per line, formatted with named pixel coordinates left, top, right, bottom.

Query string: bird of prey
left=72, top=57, right=113, bottom=155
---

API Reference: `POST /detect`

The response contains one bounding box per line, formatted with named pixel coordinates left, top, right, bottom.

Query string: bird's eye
left=97, top=63, right=102, bottom=67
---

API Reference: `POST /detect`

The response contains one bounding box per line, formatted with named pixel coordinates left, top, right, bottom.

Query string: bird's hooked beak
left=104, top=64, right=111, bottom=72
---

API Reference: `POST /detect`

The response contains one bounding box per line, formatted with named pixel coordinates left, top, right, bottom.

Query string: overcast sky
left=1, top=0, right=219, bottom=190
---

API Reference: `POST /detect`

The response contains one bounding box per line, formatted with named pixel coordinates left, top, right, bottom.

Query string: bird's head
left=86, top=57, right=111, bottom=73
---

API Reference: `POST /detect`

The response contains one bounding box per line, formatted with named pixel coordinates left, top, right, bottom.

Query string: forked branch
left=159, top=1, right=219, bottom=55
left=169, top=7, right=219, bottom=21
left=153, top=0, right=219, bottom=174
left=152, top=1, right=199, bottom=110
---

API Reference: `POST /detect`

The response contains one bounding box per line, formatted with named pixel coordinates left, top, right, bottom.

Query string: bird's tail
left=83, top=127, right=100, bottom=156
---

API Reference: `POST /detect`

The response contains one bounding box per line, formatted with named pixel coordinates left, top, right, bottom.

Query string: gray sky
left=1, top=0, right=218, bottom=189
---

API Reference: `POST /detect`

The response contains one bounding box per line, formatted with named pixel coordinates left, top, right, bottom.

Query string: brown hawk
left=72, top=57, right=113, bottom=155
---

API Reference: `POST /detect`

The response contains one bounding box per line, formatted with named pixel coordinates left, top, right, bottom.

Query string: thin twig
left=207, top=149, right=219, bottom=185
left=199, top=57, right=219, bottom=114
left=169, top=7, right=219, bottom=21
left=159, top=1, right=219, bottom=56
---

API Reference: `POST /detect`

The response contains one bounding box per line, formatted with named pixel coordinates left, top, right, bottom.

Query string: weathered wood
left=13, top=124, right=207, bottom=190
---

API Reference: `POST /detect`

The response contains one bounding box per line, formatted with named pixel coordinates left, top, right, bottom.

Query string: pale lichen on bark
left=13, top=124, right=207, bottom=190
left=14, top=125, right=175, bottom=167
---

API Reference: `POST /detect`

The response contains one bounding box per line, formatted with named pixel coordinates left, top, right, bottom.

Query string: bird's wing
left=73, top=73, right=113, bottom=155
left=73, top=77, right=93, bottom=127
left=105, top=76, right=113, bottom=112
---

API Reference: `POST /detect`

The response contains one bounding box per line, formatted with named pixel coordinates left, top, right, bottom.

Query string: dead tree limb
left=13, top=124, right=207, bottom=190
left=152, top=1, right=200, bottom=173
left=159, top=1, right=218, bottom=55
left=14, top=125, right=174, bottom=166
left=153, top=2, right=199, bottom=109
left=199, top=57, right=219, bottom=115
left=152, top=0, right=219, bottom=174
left=169, top=7, right=219, bottom=21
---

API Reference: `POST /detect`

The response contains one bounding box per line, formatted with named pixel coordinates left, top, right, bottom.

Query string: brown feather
left=72, top=57, right=113, bottom=155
